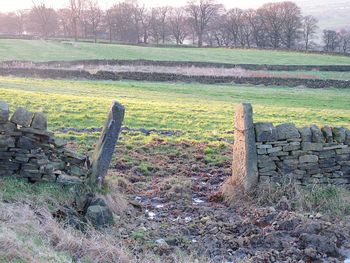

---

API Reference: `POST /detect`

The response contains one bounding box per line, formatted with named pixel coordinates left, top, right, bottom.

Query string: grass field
left=0, top=76, right=349, bottom=143
left=1, top=39, right=350, bottom=65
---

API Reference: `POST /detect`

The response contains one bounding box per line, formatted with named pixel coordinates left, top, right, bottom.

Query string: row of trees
left=0, top=0, right=349, bottom=53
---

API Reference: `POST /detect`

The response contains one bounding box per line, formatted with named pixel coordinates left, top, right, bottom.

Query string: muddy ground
left=99, top=138, right=350, bottom=263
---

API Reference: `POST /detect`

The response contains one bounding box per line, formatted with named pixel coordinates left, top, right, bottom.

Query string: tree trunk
left=198, top=32, right=203, bottom=47
left=109, top=26, right=112, bottom=43
left=73, top=18, right=78, bottom=42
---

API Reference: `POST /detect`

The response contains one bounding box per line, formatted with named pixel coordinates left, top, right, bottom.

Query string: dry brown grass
left=0, top=201, right=131, bottom=263
left=252, top=180, right=350, bottom=217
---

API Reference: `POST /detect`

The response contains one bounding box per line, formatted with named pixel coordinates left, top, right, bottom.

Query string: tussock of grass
left=254, top=181, right=350, bottom=217
left=0, top=201, right=131, bottom=263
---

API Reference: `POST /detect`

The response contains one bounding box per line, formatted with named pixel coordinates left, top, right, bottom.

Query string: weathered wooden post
left=90, top=101, right=125, bottom=187
left=223, top=103, right=258, bottom=197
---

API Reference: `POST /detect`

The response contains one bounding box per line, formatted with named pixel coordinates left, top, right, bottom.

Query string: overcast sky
left=2, top=0, right=287, bottom=12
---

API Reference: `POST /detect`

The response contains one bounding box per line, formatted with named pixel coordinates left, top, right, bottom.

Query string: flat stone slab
left=11, top=107, right=34, bottom=127
left=57, top=174, right=83, bottom=186
left=299, top=154, right=319, bottom=163
left=0, top=101, right=9, bottom=123
left=20, top=127, right=54, bottom=137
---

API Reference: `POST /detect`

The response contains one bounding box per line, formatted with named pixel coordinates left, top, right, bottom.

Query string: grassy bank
left=0, top=39, right=350, bottom=65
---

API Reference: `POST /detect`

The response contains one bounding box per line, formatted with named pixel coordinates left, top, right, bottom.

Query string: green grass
left=265, top=70, right=350, bottom=80
left=1, top=39, right=350, bottom=65
left=0, top=76, right=349, bottom=142
left=0, top=177, right=74, bottom=208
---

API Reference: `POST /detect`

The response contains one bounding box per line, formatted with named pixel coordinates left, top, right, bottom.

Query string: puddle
left=193, top=198, right=205, bottom=204
left=185, top=216, right=192, bottom=223
left=145, top=209, right=156, bottom=220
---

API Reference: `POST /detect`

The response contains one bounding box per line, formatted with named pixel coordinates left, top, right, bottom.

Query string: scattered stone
left=51, top=137, right=67, bottom=148
left=299, top=234, right=339, bottom=257
left=86, top=205, right=114, bottom=228
left=90, top=197, right=108, bottom=207
left=276, top=196, right=291, bottom=211
left=57, top=174, right=83, bottom=186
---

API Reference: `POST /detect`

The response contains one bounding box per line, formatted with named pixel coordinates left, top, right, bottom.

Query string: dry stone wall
left=0, top=101, right=88, bottom=184
left=0, top=67, right=350, bottom=89
left=255, top=123, right=350, bottom=186
left=232, top=104, right=350, bottom=190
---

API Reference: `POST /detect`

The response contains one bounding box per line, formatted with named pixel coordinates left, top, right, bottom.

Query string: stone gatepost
left=90, top=101, right=125, bottom=187
left=231, top=103, right=258, bottom=192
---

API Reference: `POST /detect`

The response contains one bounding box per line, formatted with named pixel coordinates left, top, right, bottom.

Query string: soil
left=108, top=138, right=350, bottom=262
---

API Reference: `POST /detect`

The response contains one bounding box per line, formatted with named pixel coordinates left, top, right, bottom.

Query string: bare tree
left=31, top=1, right=59, bottom=37
left=57, top=8, right=72, bottom=37
left=0, top=13, right=23, bottom=35
left=107, top=1, right=139, bottom=44
left=105, top=8, right=115, bottom=43
left=168, top=7, right=189, bottom=45
left=245, top=9, right=267, bottom=48
left=150, top=7, right=170, bottom=44
left=186, top=0, right=221, bottom=47
left=323, top=30, right=339, bottom=52
left=87, top=0, right=102, bottom=42
left=225, top=8, right=244, bottom=47
left=138, top=5, right=151, bottom=43
left=257, top=3, right=284, bottom=48
left=14, top=10, right=27, bottom=35
left=302, top=15, right=318, bottom=50
left=207, top=12, right=230, bottom=47
left=69, top=0, right=86, bottom=41
left=281, top=2, right=302, bottom=49
left=338, top=30, right=350, bottom=53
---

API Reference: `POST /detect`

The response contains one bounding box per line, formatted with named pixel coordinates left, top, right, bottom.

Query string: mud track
left=110, top=139, right=350, bottom=262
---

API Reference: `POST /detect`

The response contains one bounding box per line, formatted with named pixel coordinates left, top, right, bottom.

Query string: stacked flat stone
left=0, top=101, right=88, bottom=184
left=255, top=122, right=350, bottom=186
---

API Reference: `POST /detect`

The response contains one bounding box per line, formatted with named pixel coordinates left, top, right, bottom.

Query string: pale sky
left=1, top=0, right=288, bottom=12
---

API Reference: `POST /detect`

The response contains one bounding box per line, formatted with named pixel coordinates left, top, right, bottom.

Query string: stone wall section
left=0, top=101, right=88, bottom=184
left=1, top=67, right=350, bottom=89
left=255, top=122, right=350, bottom=186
